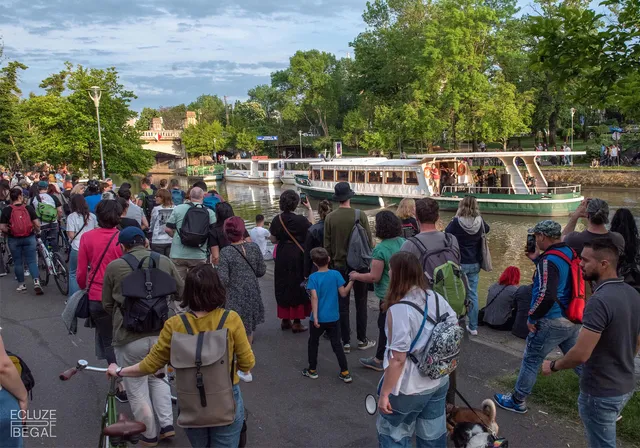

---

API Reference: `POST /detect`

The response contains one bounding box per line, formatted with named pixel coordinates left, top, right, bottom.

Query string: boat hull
left=297, top=185, right=582, bottom=216
left=203, top=174, right=224, bottom=181
left=226, top=174, right=280, bottom=185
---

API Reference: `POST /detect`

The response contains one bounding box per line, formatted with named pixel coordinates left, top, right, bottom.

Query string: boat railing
left=442, top=184, right=582, bottom=195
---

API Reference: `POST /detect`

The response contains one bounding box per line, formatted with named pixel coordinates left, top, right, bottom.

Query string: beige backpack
left=171, top=311, right=236, bottom=428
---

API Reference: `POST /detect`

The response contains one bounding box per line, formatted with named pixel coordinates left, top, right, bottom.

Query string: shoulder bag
left=480, top=220, right=492, bottom=272
left=230, top=244, right=257, bottom=276
left=278, top=214, right=304, bottom=253
left=65, top=217, right=88, bottom=262
left=75, top=231, right=119, bottom=319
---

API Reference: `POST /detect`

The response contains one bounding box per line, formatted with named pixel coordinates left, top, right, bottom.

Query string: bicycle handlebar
left=59, top=360, right=107, bottom=381
left=59, top=368, right=78, bottom=381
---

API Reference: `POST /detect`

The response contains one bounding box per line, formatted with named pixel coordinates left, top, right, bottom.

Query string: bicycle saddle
left=103, top=414, right=146, bottom=438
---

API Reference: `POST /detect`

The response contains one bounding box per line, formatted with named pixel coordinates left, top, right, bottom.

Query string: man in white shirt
left=610, top=145, right=619, bottom=166
left=249, top=214, right=272, bottom=259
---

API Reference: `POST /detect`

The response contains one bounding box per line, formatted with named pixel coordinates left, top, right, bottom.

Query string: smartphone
left=526, top=234, right=536, bottom=253
left=300, top=193, right=307, bottom=203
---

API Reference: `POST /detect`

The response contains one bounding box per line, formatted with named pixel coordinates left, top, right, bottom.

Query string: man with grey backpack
left=324, top=182, right=375, bottom=353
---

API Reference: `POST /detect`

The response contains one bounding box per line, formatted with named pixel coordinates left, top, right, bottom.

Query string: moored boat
left=225, top=158, right=281, bottom=184
left=294, top=151, right=586, bottom=216
left=280, top=158, right=322, bottom=184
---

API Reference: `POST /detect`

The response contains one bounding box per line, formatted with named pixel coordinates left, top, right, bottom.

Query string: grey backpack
left=346, top=209, right=372, bottom=271
left=400, top=291, right=464, bottom=380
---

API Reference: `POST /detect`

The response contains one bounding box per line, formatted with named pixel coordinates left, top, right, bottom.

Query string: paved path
left=0, top=262, right=587, bottom=447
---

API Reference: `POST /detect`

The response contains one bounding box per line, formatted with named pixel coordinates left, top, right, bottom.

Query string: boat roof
left=410, top=150, right=586, bottom=159
left=310, top=158, right=422, bottom=168
left=282, top=158, right=322, bottom=162
left=225, top=158, right=281, bottom=163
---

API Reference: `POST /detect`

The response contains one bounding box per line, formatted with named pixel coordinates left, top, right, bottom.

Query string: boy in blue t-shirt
left=303, top=247, right=355, bottom=383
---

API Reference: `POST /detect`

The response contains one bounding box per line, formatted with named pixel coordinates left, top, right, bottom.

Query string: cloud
left=1, top=1, right=366, bottom=110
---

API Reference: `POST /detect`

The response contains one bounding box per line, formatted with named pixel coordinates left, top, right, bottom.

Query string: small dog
left=448, top=399, right=503, bottom=448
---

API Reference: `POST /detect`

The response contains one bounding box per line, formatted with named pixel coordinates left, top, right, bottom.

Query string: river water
left=175, top=179, right=640, bottom=306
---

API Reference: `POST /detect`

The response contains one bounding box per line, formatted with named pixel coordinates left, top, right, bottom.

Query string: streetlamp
left=88, top=86, right=106, bottom=180
left=298, top=130, right=303, bottom=158
left=570, top=107, right=576, bottom=167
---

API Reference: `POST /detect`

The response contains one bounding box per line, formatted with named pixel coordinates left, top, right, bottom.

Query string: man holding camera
left=494, top=220, right=581, bottom=414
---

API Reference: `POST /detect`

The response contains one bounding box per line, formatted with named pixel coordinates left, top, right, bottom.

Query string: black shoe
left=159, top=425, right=175, bottom=440
left=115, top=389, right=128, bottom=403
left=139, top=435, right=158, bottom=447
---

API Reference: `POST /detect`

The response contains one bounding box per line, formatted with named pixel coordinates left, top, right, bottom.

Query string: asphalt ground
left=0, top=261, right=587, bottom=448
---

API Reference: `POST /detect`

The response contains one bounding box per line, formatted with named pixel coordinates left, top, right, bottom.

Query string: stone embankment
left=542, top=168, right=640, bottom=188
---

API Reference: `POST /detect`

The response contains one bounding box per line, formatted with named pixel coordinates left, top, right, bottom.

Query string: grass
left=496, top=370, right=640, bottom=445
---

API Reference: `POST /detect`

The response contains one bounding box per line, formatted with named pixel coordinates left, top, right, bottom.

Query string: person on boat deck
left=430, top=163, right=440, bottom=195
left=475, top=167, right=485, bottom=189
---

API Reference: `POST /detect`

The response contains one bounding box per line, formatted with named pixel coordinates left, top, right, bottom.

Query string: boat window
left=385, top=171, right=403, bottom=184
left=336, top=170, right=349, bottom=181
left=284, top=162, right=294, bottom=170
left=226, top=162, right=247, bottom=171
left=350, top=170, right=366, bottom=183
left=368, top=171, right=383, bottom=184
left=404, top=171, right=419, bottom=185
left=322, top=169, right=335, bottom=181
left=312, top=169, right=321, bottom=181
left=258, top=163, right=269, bottom=171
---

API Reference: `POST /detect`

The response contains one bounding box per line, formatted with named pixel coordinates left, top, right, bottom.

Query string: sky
left=1, top=0, right=540, bottom=112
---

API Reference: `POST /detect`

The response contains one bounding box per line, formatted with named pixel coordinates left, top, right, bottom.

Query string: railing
left=140, top=130, right=183, bottom=139
left=441, top=184, right=581, bottom=195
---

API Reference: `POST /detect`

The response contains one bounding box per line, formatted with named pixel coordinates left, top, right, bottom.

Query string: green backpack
left=36, top=198, right=58, bottom=223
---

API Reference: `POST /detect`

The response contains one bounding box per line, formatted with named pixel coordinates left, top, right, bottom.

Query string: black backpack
left=140, top=190, right=156, bottom=222
left=179, top=203, right=211, bottom=247
left=120, top=252, right=177, bottom=333
left=7, top=351, right=35, bottom=398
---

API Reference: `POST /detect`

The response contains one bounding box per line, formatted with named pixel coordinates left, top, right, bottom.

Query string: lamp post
left=88, top=86, right=106, bottom=180
left=298, top=130, right=303, bottom=158
left=570, top=107, right=576, bottom=167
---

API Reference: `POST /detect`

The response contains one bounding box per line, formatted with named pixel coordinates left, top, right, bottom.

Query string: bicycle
left=36, top=232, right=69, bottom=295
left=60, top=360, right=146, bottom=448
left=0, top=234, right=13, bottom=275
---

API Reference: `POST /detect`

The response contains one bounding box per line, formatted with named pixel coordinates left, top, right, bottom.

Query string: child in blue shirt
left=303, top=247, right=354, bottom=383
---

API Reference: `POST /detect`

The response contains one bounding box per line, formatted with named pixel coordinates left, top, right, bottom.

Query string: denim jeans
left=8, top=235, right=39, bottom=284
left=0, top=388, right=22, bottom=448
left=513, top=318, right=581, bottom=402
left=68, top=249, right=79, bottom=299
left=40, top=223, right=59, bottom=253
left=461, top=263, right=480, bottom=330
left=184, top=384, right=244, bottom=448
left=578, top=391, right=632, bottom=448
left=377, top=378, right=449, bottom=448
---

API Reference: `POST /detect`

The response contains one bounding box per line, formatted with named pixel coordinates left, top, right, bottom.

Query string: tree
left=342, top=109, right=367, bottom=153
left=181, top=120, right=228, bottom=157
left=247, top=84, right=281, bottom=119
left=485, top=77, right=535, bottom=150
left=159, top=104, right=187, bottom=129
left=187, top=95, right=226, bottom=124
left=0, top=58, right=28, bottom=167
left=234, top=101, right=267, bottom=128
left=135, top=107, right=160, bottom=131
left=235, top=128, right=260, bottom=153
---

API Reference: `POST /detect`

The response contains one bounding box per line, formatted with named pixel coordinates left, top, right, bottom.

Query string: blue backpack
left=203, top=194, right=221, bottom=211
left=171, top=189, right=185, bottom=206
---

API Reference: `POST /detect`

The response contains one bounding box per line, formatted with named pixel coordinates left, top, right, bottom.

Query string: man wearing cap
left=324, top=182, right=375, bottom=353
left=31, top=180, right=63, bottom=253
left=495, top=220, right=581, bottom=414
left=84, top=179, right=103, bottom=213
left=562, top=198, right=625, bottom=256
left=102, top=227, right=184, bottom=445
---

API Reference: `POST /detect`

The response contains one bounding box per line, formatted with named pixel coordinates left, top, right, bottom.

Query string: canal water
left=172, top=178, right=640, bottom=306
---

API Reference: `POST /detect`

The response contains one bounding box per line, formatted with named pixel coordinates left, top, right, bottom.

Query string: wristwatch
left=550, top=360, right=558, bottom=372
left=115, top=367, right=124, bottom=377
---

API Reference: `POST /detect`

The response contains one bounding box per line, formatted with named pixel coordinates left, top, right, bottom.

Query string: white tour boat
left=224, top=158, right=282, bottom=184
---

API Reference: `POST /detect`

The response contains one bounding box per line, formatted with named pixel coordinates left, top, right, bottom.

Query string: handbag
left=75, top=231, right=119, bottom=319
left=231, top=244, right=257, bottom=276
left=480, top=219, right=492, bottom=272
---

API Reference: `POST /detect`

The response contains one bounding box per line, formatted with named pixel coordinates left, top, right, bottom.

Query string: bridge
left=140, top=129, right=188, bottom=174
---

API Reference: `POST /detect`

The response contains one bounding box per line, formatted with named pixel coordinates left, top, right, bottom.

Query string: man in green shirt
left=137, top=177, right=155, bottom=222
left=324, top=182, right=375, bottom=353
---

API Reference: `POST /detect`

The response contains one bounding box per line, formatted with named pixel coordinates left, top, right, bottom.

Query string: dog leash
left=454, top=388, right=496, bottom=437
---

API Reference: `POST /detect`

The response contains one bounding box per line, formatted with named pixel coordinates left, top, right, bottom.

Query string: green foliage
left=187, top=95, right=226, bottom=124
left=159, top=104, right=187, bottom=130
left=181, top=120, right=228, bottom=156
left=234, top=128, right=260, bottom=154
left=135, top=107, right=159, bottom=131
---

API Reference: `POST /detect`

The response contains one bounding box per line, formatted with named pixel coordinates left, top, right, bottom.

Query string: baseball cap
left=528, top=220, right=562, bottom=238
left=37, top=181, right=48, bottom=189
left=118, top=227, right=146, bottom=245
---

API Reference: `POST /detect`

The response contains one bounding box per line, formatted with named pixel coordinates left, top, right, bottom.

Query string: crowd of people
left=0, top=168, right=639, bottom=448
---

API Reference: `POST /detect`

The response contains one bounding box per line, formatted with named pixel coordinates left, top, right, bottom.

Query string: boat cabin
left=281, top=158, right=322, bottom=184
left=225, top=158, right=281, bottom=184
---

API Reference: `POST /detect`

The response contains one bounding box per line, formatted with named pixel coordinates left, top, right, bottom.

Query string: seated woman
left=481, top=266, right=520, bottom=331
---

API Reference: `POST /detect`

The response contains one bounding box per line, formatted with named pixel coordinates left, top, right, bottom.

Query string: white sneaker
left=238, top=371, right=253, bottom=383
left=466, top=325, right=478, bottom=336
left=33, top=279, right=43, bottom=295
left=24, top=270, right=30, bottom=277
left=0, top=272, right=6, bottom=277
left=16, top=284, right=27, bottom=292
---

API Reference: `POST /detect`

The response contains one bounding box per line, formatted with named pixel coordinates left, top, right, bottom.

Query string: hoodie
left=445, top=216, right=489, bottom=264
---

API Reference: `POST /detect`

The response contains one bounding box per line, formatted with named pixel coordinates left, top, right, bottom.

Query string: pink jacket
left=77, top=228, right=122, bottom=302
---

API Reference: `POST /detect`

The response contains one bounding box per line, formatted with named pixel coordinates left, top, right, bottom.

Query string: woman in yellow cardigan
left=106, top=264, right=255, bottom=448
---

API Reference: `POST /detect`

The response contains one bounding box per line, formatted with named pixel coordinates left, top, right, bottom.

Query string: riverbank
left=542, top=167, right=640, bottom=188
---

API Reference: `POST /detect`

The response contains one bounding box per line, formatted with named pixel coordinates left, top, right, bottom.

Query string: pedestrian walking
left=350, top=211, right=405, bottom=372
left=303, top=247, right=354, bottom=383
left=562, top=198, right=625, bottom=255
left=610, top=208, right=640, bottom=291
left=445, top=195, right=490, bottom=335
left=0, top=333, right=28, bottom=448
left=84, top=179, right=102, bottom=213
left=323, top=182, right=375, bottom=351
left=169, top=179, right=186, bottom=206
left=118, top=198, right=142, bottom=229
left=376, top=251, right=457, bottom=447
left=77, top=200, right=126, bottom=401
left=542, top=237, right=640, bottom=448
left=209, top=203, right=250, bottom=266
left=164, top=187, right=216, bottom=280
left=0, top=188, right=43, bottom=294
left=149, top=189, right=175, bottom=257
left=107, top=264, right=255, bottom=448
left=218, top=217, right=266, bottom=346
left=303, top=200, right=332, bottom=278
left=31, top=180, right=63, bottom=253
left=396, top=198, right=419, bottom=239
left=102, top=226, right=184, bottom=446
left=270, top=190, right=314, bottom=333
left=137, top=177, right=156, bottom=223
left=494, top=220, right=581, bottom=414
left=118, top=188, right=149, bottom=230
left=66, top=194, right=97, bottom=299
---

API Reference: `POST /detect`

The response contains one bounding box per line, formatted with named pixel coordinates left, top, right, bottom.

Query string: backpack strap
left=179, top=313, right=194, bottom=335
left=195, top=332, right=207, bottom=407
left=121, top=253, right=139, bottom=271
left=217, top=309, right=230, bottom=330
left=149, top=251, right=160, bottom=269
left=355, top=209, right=360, bottom=224
left=544, top=249, right=572, bottom=265
left=408, top=236, right=428, bottom=254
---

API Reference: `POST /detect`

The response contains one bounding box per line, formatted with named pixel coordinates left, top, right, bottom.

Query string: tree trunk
left=8, top=136, right=22, bottom=167
left=549, top=108, right=559, bottom=146
left=452, top=112, right=458, bottom=151
left=472, top=138, right=478, bottom=152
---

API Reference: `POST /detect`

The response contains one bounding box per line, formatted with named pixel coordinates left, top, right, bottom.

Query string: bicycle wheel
left=52, top=253, right=69, bottom=296
left=37, top=251, right=50, bottom=286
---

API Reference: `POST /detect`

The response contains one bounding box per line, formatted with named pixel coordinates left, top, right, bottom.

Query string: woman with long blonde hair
left=445, top=195, right=490, bottom=336
left=376, top=252, right=457, bottom=447
left=396, top=199, right=419, bottom=238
